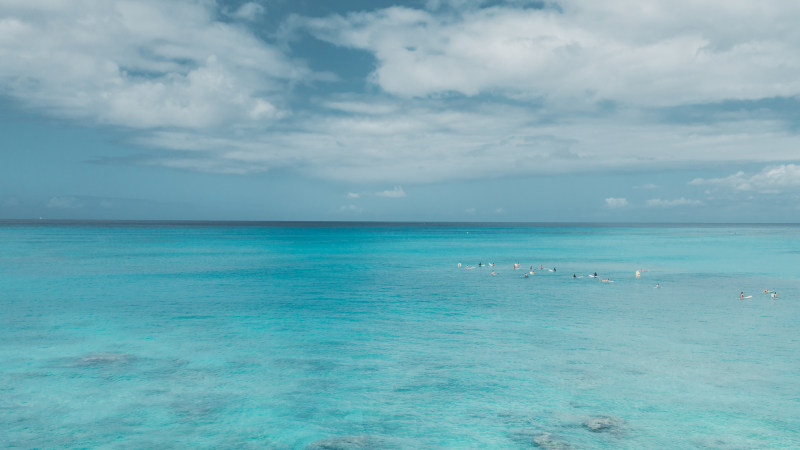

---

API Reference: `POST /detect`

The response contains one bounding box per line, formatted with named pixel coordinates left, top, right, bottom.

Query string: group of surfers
left=741, top=290, right=778, bottom=300
left=460, top=262, right=778, bottom=299
left=458, top=262, right=621, bottom=283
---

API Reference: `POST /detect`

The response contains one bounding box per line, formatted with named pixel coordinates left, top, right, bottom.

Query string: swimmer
left=763, top=289, right=770, bottom=293
left=655, top=283, right=660, bottom=288
left=772, top=291, right=778, bottom=299
left=479, top=262, right=484, bottom=267
left=593, top=272, right=598, bottom=277
left=458, top=263, right=462, bottom=268
left=740, top=292, right=744, bottom=300
left=573, top=273, right=577, bottom=278
left=530, top=270, right=535, bottom=275
left=553, top=267, right=556, bottom=272
left=523, top=273, right=529, bottom=278
left=491, top=270, right=497, bottom=276
left=540, top=264, right=543, bottom=270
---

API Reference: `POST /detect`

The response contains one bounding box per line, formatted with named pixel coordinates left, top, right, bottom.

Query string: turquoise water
left=1, top=222, right=799, bottom=448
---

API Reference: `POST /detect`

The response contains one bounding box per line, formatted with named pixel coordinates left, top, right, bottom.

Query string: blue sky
left=2, top=0, right=800, bottom=222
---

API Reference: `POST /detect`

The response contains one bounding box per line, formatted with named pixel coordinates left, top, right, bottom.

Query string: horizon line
left=1, top=219, right=799, bottom=227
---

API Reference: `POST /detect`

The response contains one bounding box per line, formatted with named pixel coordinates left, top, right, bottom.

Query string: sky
left=2, top=0, right=800, bottom=222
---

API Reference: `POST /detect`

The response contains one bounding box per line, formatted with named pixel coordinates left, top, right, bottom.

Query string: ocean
left=1, top=222, right=798, bottom=448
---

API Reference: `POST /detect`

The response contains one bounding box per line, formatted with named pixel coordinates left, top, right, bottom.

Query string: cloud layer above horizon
left=2, top=0, right=800, bottom=190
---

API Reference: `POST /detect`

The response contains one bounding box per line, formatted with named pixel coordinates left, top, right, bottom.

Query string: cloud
left=5, top=1, right=800, bottom=187
left=47, top=196, right=83, bottom=209
left=301, top=3, right=800, bottom=105
left=646, top=197, right=702, bottom=207
left=689, top=164, right=800, bottom=194
left=0, top=0, right=307, bottom=130
left=119, top=101, right=800, bottom=183
left=636, top=183, right=658, bottom=189
left=344, top=187, right=405, bottom=199
left=605, top=197, right=629, bottom=208
left=227, top=2, right=265, bottom=21
left=340, top=204, right=363, bottom=213
left=374, top=186, right=406, bottom=198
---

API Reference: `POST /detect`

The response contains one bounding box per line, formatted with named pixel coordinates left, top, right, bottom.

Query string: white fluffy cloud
left=0, top=0, right=306, bottom=129
left=3, top=1, right=800, bottom=187
left=47, top=196, right=83, bottom=209
left=302, top=2, right=800, bottom=105
left=340, top=204, right=363, bottom=213
left=605, top=197, right=628, bottom=208
left=375, top=186, right=406, bottom=198
left=689, top=164, right=800, bottom=193
left=127, top=101, right=800, bottom=182
left=646, top=197, right=702, bottom=207
left=227, top=2, right=265, bottom=21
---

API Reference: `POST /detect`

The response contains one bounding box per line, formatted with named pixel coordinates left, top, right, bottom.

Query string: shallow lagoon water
left=1, top=222, right=799, bottom=448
